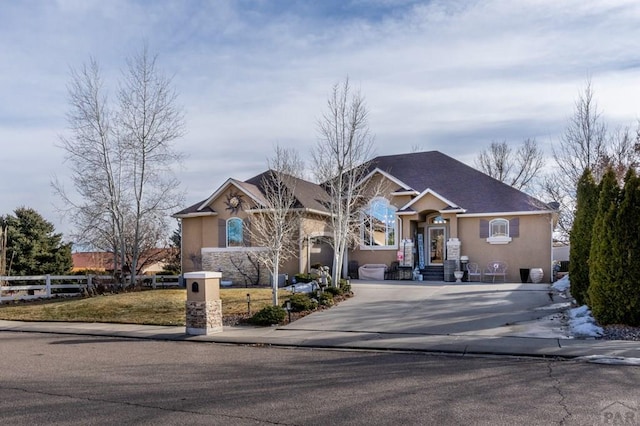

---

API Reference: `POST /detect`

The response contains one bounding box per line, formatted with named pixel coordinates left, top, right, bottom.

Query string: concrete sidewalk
left=1, top=281, right=639, bottom=360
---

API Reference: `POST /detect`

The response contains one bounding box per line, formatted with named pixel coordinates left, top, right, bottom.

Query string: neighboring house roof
left=71, top=252, right=114, bottom=271
left=72, top=249, right=173, bottom=273
left=367, top=151, right=552, bottom=214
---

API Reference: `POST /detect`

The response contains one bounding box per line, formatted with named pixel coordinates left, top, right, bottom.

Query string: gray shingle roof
left=174, top=151, right=552, bottom=218
left=245, top=171, right=331, bottom=213
left=368, top=151, right=550, bottom=214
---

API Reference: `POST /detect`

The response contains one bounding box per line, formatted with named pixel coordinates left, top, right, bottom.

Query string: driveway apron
left=282, top=281, right=558, bottom=337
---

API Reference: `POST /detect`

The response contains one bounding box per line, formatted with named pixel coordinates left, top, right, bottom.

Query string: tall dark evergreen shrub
left=569, top=168, right=598, bottom=305
left=588, top=168, right=620, bottom=324
left=612, top=170, right=640, bottom=325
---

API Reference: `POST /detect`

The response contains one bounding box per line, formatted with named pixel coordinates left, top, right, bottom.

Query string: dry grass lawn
left=0, top=288, right=288, bottom=326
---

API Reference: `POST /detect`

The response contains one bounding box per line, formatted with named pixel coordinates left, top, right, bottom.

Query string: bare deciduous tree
left=54, top=46, right=185, bottom=286
left=249, top=146, right=303, bottom=305
left=0, top=224, right=7, bottom=277
left=544, top=79, right=639, bottom=238
left=118, top=45, right=186, bottom=282
left=554, top=79, right=608, bottom=186
left=54, top=58, right=128, bottom=280
left=475, top=138, right=544, bottom=192
left=312, top=78, right=376, bottom=286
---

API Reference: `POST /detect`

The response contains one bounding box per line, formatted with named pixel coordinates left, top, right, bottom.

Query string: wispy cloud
left=1, top=0, right=640, bottom=238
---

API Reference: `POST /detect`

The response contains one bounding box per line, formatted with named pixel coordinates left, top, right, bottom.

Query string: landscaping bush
left=317, top=292, right=334, bottom=307
left=287, top=293, right=318, bottom=312
left=249, top=305, right=287, bottom=326
left=323, top=286, right=342, bottom=296
left=340, top=279, right=351, bottom=294
left=294, top=273, right=318, bottom=284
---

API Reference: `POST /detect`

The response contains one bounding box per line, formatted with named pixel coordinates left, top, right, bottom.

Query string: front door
left=428, top=227, right=446, bottom=265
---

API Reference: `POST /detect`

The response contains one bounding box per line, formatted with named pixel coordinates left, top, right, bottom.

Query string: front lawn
left=0, top=288, right=283, bottom=326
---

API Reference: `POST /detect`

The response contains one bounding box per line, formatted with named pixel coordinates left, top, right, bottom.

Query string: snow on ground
left=552, top=275, right=570, bottom=292
left=282, top=282, right=319, bottom=294
left=549, top=275, right=604, bottom=338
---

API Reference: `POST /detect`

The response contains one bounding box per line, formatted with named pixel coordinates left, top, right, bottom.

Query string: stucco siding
left=458, top=214, right=553, bottom=282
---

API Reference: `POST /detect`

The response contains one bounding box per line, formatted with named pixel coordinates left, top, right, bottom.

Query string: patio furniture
left=358, top=264, right=387, bottom=280
left=484, top=261, right=507, bottom=283
left=466, top=262, right=482, bottom=282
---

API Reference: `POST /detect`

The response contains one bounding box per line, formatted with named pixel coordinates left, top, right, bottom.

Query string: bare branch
left=311, top=77, right=376, bottom=285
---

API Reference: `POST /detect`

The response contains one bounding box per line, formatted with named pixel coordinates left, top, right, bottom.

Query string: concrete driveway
left=283, top=280, right=567, bottom=338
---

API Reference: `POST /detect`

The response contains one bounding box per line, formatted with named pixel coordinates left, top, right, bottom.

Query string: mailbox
left=184, top=271, right=223, bottom=335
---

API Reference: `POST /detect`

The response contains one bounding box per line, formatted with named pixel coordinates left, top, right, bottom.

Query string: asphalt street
left=1, top=332, right=639, bottom=425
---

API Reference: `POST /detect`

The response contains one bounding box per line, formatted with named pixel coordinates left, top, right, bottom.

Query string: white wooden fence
left=0, top=274, right=181, bottom=303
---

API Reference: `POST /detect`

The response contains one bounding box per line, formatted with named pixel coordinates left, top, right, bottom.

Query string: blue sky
left=2, top=0, right=640, bottom=239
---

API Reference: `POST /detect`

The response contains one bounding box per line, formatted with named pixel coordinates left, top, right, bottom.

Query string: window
left=480, top=218, right=519, bottom=244
left=227, top=217, right=243, bottom=247
left=490, top=218, right=509, bottom=237
left=362, top=198, right=397, bottom=248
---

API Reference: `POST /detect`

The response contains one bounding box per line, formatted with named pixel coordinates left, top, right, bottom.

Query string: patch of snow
left=282, top=282, right=318, bottom=294
left=552, top=275, right=570, bottom=292
left=577, top=355, right=640, bottom=366
left=568, top=305, right=604, bottom=338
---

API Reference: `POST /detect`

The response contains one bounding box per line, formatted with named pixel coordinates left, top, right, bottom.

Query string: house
left=71, top=249, right=174, bottom=275
left=174, top=151, right=557, bottom=283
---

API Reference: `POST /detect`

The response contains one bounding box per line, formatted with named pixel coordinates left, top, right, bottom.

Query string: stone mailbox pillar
left=184, top=271, right=223, bottom=335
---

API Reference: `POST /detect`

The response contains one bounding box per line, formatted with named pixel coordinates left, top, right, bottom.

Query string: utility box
left=184, top=271, right=223, bottom=335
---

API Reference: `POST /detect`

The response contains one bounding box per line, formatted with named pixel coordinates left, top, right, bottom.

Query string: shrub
left=287, top=293, right=318, bottom=312
left=323, top=286, right=342, bottom=296
left=317, top=292, right=334, bottom=307
left=294, top=273, right=318, bottom=283
left=569, top=168, right=598, bottom=305
left=249, top=305, right=286, bottom=326
left=339, top=279, right=351, bottom=294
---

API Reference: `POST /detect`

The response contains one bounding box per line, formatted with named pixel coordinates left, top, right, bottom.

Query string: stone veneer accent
left=186, top=300, right=223, bottom=335
left=202, top=250, right=271, bottom=286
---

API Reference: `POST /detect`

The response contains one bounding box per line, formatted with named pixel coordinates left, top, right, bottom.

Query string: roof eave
left=172, top=212, right=218, bottom=219
left=457, top=210, right=555, bottom=217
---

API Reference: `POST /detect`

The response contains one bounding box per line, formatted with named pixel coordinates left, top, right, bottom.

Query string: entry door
left=428, top=227, right=446, bottom=265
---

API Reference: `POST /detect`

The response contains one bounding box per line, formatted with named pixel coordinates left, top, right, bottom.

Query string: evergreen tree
left=569, top=168, right=598, bottom=305
left=613, top=169, right=640, bottom=325
left=162, top=222, right=182, bottom=275
left=0, top=207, right=72, bottom=276
left=588, top=168, right=620, bottom=324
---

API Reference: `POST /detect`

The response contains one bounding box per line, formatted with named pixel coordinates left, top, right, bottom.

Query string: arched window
left=362, top=198, right=397, bottom=248
left=227, top=217, right=243, bottom=247
left=487, top=218, right=511, bottom=244
left=490, top=218, right=509, bottom=237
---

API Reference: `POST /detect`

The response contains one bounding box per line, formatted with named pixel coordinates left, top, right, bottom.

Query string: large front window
left=227, top=218, right=243, bottom=247
left=362, top=198, right=397, bottom=248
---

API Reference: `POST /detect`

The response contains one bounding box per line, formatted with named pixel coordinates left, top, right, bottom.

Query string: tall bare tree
left=54, top=46, right=185, bottom=286
left=312, top=78, right=375, bottom=286
left=544, top=79, right=639, bottom=238
left=249, top=146, right=304, bottom=305
left=0, top=223, right=7, bottom=277
left=117, top=45, right=185, bottom=283
left=475, top=138, right=544, bottom=192
left=54, top=58, right=127, bottom=280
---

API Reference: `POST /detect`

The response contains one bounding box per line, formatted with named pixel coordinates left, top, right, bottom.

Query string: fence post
left=152, top=275, right=157, bottom=289
left=87, top=275, right=92, bottom=294
left=46, top=274, right=51, bottom=298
